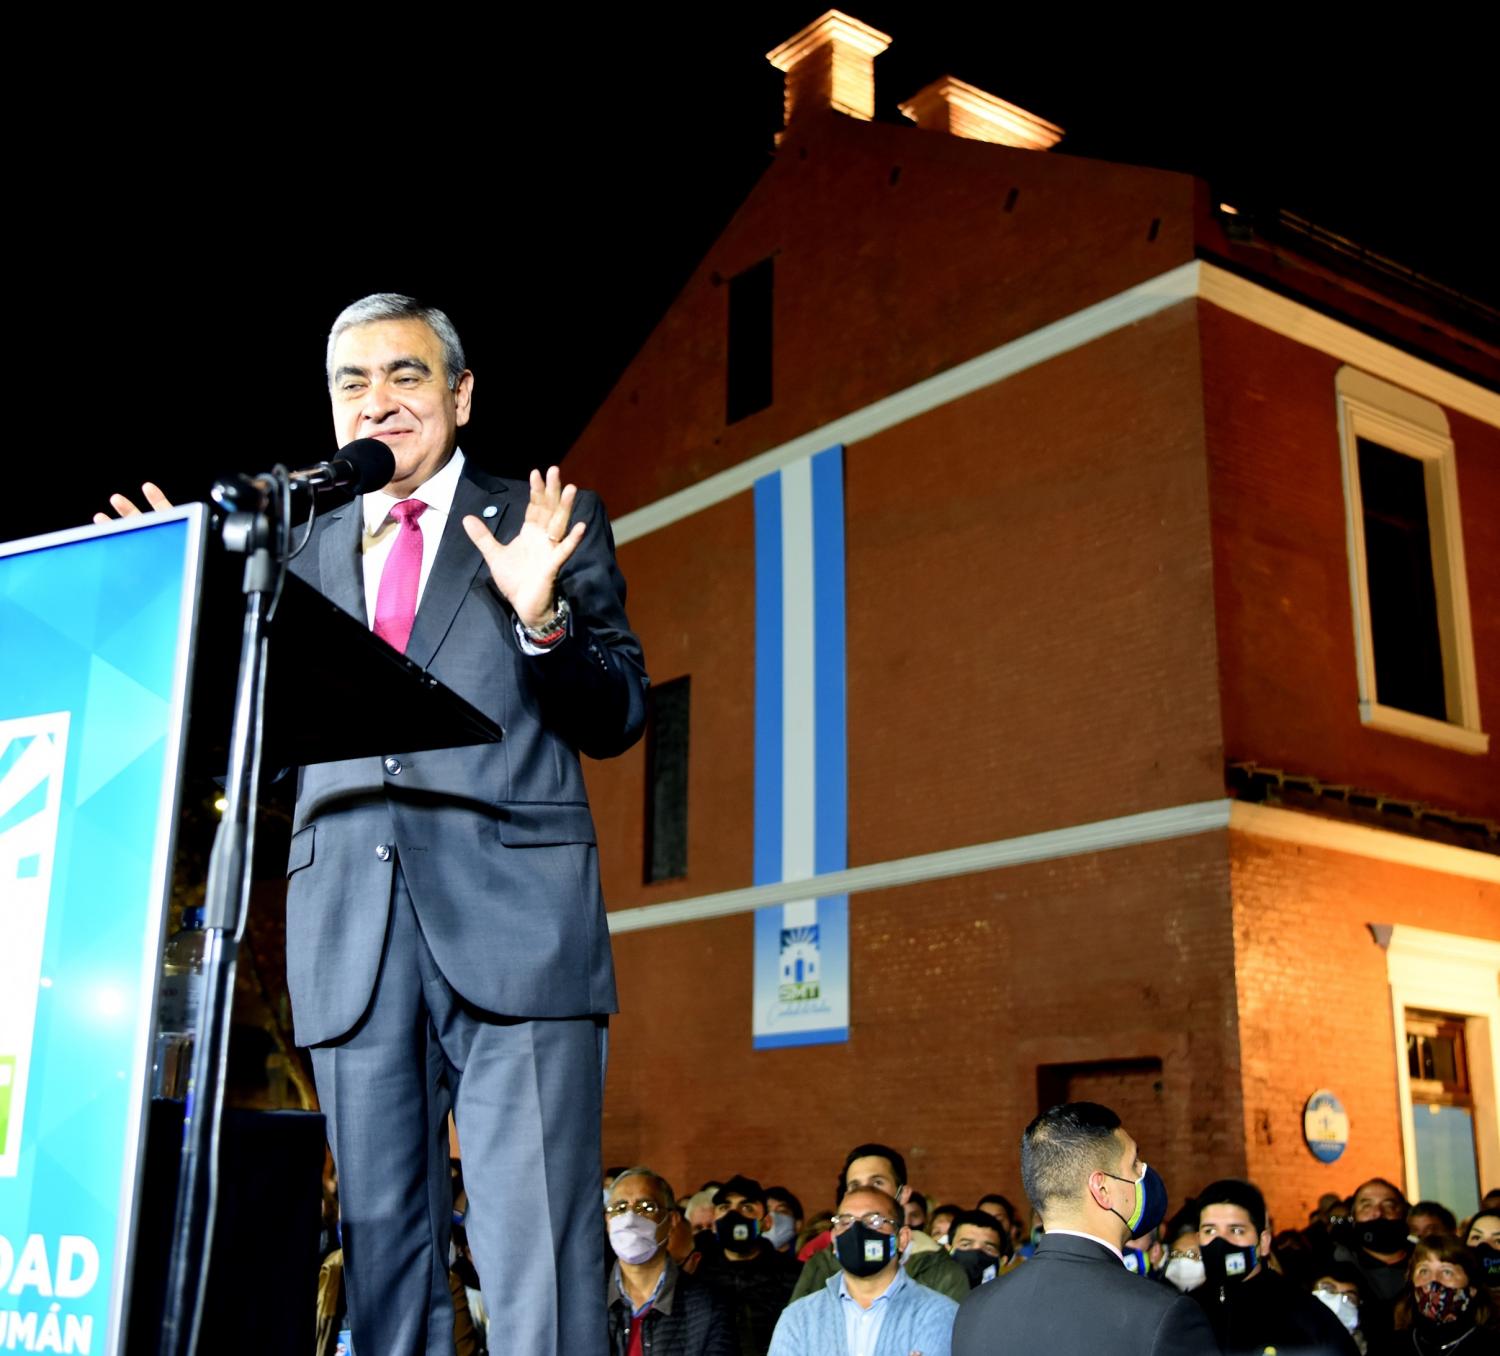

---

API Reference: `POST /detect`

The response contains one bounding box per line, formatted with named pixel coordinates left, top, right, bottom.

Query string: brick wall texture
left=1231, top=833, right=1498, bottom=1229
left=567, top=115, right=1500, bottom=1237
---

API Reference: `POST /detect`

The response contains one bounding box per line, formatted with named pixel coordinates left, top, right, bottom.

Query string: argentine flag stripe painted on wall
left=752, top=445, right=849, bottom=1049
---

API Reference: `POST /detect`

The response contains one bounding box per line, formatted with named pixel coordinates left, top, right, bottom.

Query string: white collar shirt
left=838, top=1264, right=909, bottom=1356
left=1045, top=1228, right=1125, bottom=1263
left=359, top=446, right=466, bottom=628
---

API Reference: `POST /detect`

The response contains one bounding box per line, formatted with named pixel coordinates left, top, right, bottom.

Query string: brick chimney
left=766, top=10, right=893, bottom=128
left=898, top=76, right=1063, bottom=150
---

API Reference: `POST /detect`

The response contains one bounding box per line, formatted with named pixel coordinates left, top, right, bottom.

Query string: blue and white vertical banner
left=0, top=508, right=204, bottom=1355
left=752, top=446, right=849, bottom=1049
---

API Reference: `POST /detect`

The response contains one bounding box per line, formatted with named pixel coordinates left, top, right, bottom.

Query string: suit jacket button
left=375, top=843, right=392, bottom=862
left=384, top=756, right=402, bottom=775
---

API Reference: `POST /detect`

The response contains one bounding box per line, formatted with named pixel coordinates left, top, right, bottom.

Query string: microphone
left=211, top=439, right=396, bottom=511
left=289, top=438, right=396, bottom=494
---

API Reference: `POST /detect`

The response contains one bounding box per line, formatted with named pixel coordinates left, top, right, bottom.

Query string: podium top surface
left=1, top=507, right=503, bottom=771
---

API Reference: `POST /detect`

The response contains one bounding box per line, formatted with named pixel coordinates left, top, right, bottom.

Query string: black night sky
left=11, top=8, right=1495, bottom=543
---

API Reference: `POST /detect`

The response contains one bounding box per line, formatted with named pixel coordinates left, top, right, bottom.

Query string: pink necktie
left=373, top=498, right=428, bottom=653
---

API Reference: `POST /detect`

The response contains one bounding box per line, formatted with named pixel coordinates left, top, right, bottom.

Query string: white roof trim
left=610, top=260, right=1499, bottom=545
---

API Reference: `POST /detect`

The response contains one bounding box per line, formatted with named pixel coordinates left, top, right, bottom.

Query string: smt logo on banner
left=751, top=446, right=850, bottom=1050
left=0, top=713, right=70, bottom=1179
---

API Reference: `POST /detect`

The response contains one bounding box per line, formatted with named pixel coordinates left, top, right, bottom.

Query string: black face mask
left=716, top=1211, right=759, bottom=1253
left=1472, top=1244, right=1500, bottom=1285
left=952, top=1248, right=1001, bottom=1288
left=1201, top=1236, right=1258, bottom=1285
left=835, top=1221, right=897, bottom=1278
left=1355, top=1217, right=1409, bottom=1254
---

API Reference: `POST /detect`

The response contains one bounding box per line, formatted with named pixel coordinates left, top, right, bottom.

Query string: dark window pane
left=727, top=257, right=773, bottom=424
left=1429, top=1036, right=1459, bottom=1086
left=1358, top=438, right=1446, bottom=720
left=644, top=678, right=690, bottom=883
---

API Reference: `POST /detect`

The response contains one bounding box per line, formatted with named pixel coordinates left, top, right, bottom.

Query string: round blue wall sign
left=1304, top=1089, right=1349, bottom=1163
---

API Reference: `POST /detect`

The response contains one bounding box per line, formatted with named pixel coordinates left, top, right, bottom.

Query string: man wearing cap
left=1191, top=1178, right=1358, bottom=1355
left=693, top=1175, right=801, bottom=1356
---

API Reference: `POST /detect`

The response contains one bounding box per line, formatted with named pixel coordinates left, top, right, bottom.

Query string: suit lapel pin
left=482, top=505, right=498, bottom=519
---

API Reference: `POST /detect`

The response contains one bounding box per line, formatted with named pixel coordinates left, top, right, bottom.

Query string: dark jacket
left=1395, top=1321, right=1500, bottom=1355
left=953, top=1232, right=1222, bottom=1356
left=1333, top=1243, right=1411, bottom=1351
left=1191, top=1266, right=1360, bottom=1355
left=692, top=1232, right=800, bottom=1356
left=284, top=463, right=648, bottom=1043
left=608, top=1258, right=734, bottom=1356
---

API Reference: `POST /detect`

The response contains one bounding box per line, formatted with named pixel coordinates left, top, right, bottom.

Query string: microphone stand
left=158, top=482, right=286, bottom=1356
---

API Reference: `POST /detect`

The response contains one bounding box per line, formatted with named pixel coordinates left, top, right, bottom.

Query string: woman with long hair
left=1389, top=1235, right=1499, bottom=1354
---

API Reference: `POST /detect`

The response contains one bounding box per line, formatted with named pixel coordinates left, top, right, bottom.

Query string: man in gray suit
left=953, top=1103, right=1221, bottom=1355
left=102, top=294, right=647, bottom=1354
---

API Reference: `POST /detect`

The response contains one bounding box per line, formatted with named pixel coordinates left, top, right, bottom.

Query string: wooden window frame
left=1336, top=366, right=1486, bottom=754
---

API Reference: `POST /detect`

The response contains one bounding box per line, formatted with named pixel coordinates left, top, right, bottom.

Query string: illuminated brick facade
left=566, top=71, right=1500, bottom=1232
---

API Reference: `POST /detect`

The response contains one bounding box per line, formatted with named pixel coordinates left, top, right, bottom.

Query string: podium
left=0, top=506, right=500, bottom=1354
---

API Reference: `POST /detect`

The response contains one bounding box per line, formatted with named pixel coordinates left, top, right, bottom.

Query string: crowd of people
left=317, top=1101, right=1500, bottom=1354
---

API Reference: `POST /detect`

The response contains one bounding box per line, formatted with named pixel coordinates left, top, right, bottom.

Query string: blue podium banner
left=0, top=510, right=204, bottom=1355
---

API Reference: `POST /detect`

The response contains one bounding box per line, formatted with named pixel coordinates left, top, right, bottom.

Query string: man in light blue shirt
left=769, top=1186, right=957, bottom=1356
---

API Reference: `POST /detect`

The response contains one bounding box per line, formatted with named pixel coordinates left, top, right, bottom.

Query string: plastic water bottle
left=152, top=905, right=207, bottom=1099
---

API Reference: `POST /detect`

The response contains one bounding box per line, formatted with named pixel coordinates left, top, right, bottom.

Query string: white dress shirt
left=360, top=446, right=468, bottom=627
left=360, top=447, right=561, bottom=656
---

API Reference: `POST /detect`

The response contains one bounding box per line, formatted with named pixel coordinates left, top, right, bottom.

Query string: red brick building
left=567, top=11, right=1500, bottom=1232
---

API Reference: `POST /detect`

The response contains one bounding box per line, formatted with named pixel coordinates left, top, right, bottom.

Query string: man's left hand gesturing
left=461, top=465, right=586, bottom=630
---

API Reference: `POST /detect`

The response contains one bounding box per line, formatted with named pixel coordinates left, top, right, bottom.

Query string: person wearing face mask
left=768, top=1185, right=959, bottom=1356
left=946, top=1211, right=1015, bottom=1288
left=952, top=1101, right=1218, bottom=1356
left=605, top=1167, right=733, bottom=1356
left=1164, top=1209, right=1208, bottom=1294
left=764, top=1188, right=805, bottom=1256
left=1188, top=1178, right=1359, bottom=1355
left=1390, top=1237, right=1500, bottom=1354
left=1334, top=1178, right=1416, bottom=1348
left=790, top=1144, right=968, bottom=1304
left=693, top=1175, right=800, bottom=1356
left=1125, top=1223, right=1172, bottom=1281
left=1464, top=1214, right=1500, bottom=1299
left=1312, top=1265, right=1369, bottom=1355
left=928, top=1205, right=962, bottom=1251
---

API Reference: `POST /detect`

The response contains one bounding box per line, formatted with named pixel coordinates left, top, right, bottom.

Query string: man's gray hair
left=609, top=1166, right=676, bottom=1209
left=326, top=293, right=467, bottom=389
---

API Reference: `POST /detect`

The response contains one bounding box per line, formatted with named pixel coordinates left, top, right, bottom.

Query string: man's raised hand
left=93, top=482, right=174, bottom=525
left=461, top=466, right=586, bottom=630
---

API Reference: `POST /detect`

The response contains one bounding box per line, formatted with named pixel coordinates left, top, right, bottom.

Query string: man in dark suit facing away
left=953, top=1103, right=1221, bottom=1356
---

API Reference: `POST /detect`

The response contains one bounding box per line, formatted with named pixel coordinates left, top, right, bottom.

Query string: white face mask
left=608, top=1213, right=664, bottom=1266
left=1164, top=1256, right=1206, bottom=1292
left=766, top=1211, right=797, bottom=1249
left=1315, top=1288, right=1360, bottom=1333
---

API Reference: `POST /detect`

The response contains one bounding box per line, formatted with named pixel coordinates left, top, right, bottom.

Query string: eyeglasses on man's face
left=831, top=1211, right=900, bottom=1234
left=605, top=1199, right=669, bottom=1220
